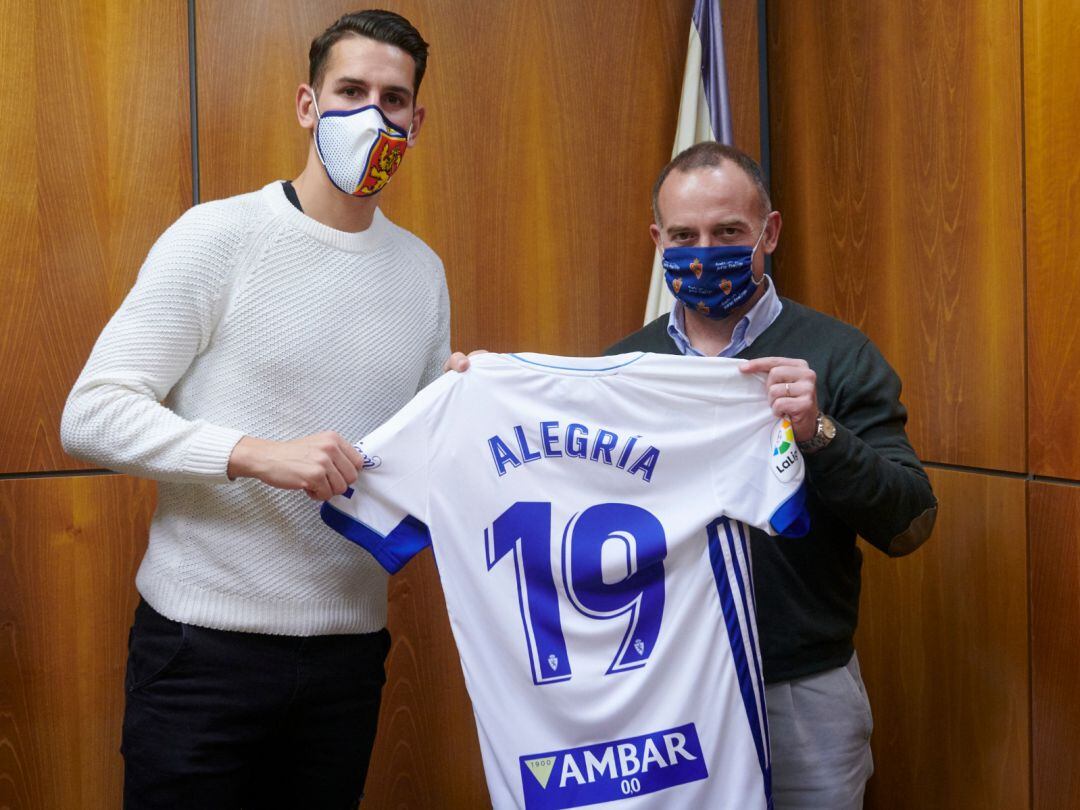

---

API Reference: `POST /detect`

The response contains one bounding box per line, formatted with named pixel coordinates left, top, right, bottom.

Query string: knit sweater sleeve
left=60, top=202, right=252, bottom=482
left=805, top=337, right=938, bottom=557
left=419, top=263, right=451, bottom=388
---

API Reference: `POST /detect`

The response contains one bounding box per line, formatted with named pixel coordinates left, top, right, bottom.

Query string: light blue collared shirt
left=667, top=277, right=783, bottom=357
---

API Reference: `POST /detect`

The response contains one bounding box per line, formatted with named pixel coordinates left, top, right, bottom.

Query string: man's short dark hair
left=652, top=142, right=772, bottom=224
left=309, top=9, right=429, bottom=98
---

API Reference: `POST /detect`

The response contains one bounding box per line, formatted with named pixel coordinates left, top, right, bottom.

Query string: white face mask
left=311, top=95, right=410, bottom=197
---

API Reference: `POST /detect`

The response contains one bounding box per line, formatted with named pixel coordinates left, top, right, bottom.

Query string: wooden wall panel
left=0, top=0, right=36, bottom=470
left=765, top=1, right=1024, bottom=473
left=855, top=468, right=1029, bottom=810
left=366, top=553, right=488, bottom=807
left=1025, top=0, right=1080, bottom=479
left=1030, top=482, right=1080, bottom=809
left=0, top=475, right=154, bottom=809
left=0, top=0, right=191, bottom=475
left=722, top=0, right=761, bottom=162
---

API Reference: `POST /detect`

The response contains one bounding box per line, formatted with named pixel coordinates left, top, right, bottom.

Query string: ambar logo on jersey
left=519, top=723, right=709, bottom=808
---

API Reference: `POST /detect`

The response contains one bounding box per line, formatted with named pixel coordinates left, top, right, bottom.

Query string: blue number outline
left=560, top=503, right=667, bottom=676
left=485, top=502, right=572, bottom=685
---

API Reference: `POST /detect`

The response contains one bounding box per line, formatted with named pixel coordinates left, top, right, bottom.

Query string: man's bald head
left=652, top=142, right=772, bottom=226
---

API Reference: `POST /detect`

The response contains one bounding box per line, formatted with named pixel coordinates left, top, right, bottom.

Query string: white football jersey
left=322, top=352, right=808, bottom=809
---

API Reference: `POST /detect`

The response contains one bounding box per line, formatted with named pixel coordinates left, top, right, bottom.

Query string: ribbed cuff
left=182, top=423, right=246, bottom=481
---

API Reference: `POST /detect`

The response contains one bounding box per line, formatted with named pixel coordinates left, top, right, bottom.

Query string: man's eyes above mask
left=713, top=226, right=744, bottom=239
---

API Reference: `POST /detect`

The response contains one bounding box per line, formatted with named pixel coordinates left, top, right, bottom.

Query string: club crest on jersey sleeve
left=353, top=442, right=382, bottom=470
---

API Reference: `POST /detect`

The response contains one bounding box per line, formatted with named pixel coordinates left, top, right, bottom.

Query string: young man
left=607, top=142, right=938, bottom=809
left=61, top=10, right=451, bottom=808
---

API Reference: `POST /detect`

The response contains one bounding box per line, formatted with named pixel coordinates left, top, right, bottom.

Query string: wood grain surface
left=856, top=468, right=1029, bottom=810
left=1030, top=481, right=1080, bottom=809
left=367, top=551, right=489, bottom=807
left=721, top=0, right=761, bottom=161
left=1025, top=0, right=1080, bottom=479
left=765, top=1, right=1025, bottom=472
left=0, top=475, right=155, bottom=809
left=0, top=0, right=191, bottom=475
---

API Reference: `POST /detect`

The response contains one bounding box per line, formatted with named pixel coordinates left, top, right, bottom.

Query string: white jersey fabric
left=322, top=352, right=808, bottom=809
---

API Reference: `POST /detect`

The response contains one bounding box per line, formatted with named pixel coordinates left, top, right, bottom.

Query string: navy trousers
left=122, top=600, right=390, bottom=809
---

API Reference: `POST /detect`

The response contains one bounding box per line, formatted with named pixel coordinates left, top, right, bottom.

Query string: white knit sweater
left=61, top=182, right=450, bottom=635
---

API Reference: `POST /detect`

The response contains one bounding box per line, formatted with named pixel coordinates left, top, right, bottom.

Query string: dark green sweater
left=606, top=298, right=938, bottom=682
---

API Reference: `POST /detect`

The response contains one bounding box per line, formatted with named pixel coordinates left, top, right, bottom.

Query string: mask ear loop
left=750, top=218, right=769, bottom=286
left=310, top=90, right=331, bottom=176
left=653, top=234, right=668, bottom=261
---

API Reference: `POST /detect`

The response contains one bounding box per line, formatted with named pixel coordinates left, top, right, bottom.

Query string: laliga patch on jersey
left=771, top=418, right=802, bottom=483
left=518, top=723, right=708, bottom=808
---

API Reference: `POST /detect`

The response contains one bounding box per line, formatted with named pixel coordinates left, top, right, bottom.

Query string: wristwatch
left=797, top=413, right=837, bottom=454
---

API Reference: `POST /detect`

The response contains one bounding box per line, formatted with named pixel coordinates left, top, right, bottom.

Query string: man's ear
left=649, top=223, right=663, bottom=251
left=406, top=105, right=426, bottom=146
left=762, top=211, right=782, bottom=256
left=296, top=84, right=318, bottom=130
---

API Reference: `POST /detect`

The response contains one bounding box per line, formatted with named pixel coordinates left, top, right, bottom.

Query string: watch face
left=821, top=415, right=837, bottom=440
left=798, top=414, right=835, bottom=453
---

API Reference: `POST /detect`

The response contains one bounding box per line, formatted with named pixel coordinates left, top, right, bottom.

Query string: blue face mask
left=662, top=224, right=767, bottom=319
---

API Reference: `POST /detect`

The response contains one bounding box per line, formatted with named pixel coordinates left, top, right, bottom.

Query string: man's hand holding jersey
left=740, top=356, right=820, bottom=443
left=443, top=349, right=488, bottom=373
left=227, top=432, right=364, bottom=501
left=226, top=351, right=484, bottom=501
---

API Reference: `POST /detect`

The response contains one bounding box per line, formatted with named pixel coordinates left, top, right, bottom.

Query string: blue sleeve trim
left=769, top=483, right=810, bottom=538
left=320, top=501, right=432, bottom=574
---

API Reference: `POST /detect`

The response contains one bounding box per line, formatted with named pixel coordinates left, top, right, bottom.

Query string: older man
left=606, top=142, right=938, bottom=809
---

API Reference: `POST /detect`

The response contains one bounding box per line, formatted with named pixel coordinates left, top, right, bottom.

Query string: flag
left=643, top=0, right=733, bottom=323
